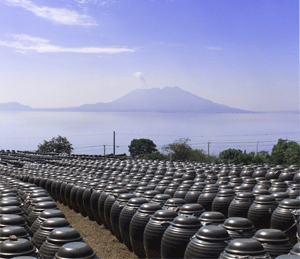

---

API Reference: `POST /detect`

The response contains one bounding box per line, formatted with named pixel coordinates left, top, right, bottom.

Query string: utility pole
left=103, top=145, right=106, bottom=156
left=113, top=131, right=115, bottom=155
left=256, top=141, right=259, bottom=155
left=208, top=141, right=210, bottom=156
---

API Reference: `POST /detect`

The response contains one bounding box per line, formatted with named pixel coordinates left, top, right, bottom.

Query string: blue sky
left=0, top=0, right=298, bottom=111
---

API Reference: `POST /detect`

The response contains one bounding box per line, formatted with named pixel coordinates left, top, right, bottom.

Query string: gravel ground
left=55, top=202, right=138, bottom=259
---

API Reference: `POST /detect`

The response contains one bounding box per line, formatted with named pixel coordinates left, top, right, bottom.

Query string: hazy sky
left=0, top=0, right=298, bottom=111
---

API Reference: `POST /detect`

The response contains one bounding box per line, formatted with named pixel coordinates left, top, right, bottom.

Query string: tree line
left=36, top=136, right=299, bottom=167
left=128, top=138, right=300, bottom=167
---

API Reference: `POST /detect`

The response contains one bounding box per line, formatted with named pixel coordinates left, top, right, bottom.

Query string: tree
left=162, top=138, right=192, bottom=161
left=141, top=151, right=169, bottom=161
left=283, top=141, right=300, bottom=167
left=218, top=148, right=243, bottom=164
left=270, top=138, right=290, bottom=165
left=128, top=138, right=158, bottom=158
left=37, top=135, right=73, bottom=155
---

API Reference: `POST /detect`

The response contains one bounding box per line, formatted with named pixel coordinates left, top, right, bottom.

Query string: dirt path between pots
left=55, top=202, right=138, bottom=259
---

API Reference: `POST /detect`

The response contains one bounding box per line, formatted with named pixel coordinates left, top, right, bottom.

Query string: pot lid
left=40, top=217, right=71, bottom=230
left=0, top=237, right=36, bottom=257
left=274, top=255, right=300, bottom=259
left=39, top=209, right=66, bottom=220
left=254, top=195, right=276, bottom=204
left=138, top=203, right=161, bottom=214
left=126, top=197, right=148, bottom=207
left=252, top=229, right=289, bottom=243
left=151, top=194, right=172, bottom=202
left=279, top=199, right=300, bottom=209
left=31, top=197, right=53, bottom=204
left=217, top=189, right=235, bottom=196
left=0, top=226, right=29, bottom=239
left=222, top=217, right=254, bottom=230
left=196, top=225, right=230, bottom=241
left=117, top=193, right=136, bottom=203
left=55, top=242, right=96, bottom=259
left=48, top=227, right=82, bottom=244
left=0, top=215, right=26, bottom=227
left=171, top=215, right=201, bottom=228
left=252, top=189, right=270, bottom=196
left=110, top=188, right=128, bottom=197
left=0, top=200, right=21, bottom=207
left=33, top=201, right=58, bottom=211
left=152, top=209, right=178, bottom=221
left=164, top=198, right=186, bottom=206
left=199, top=211, right=226, bottom=223
left=0, top=206, right=23, bottom=215
left=235, top=192, right=255, bottom=200
left=271, top=192, right=290, bottom=199
left=178, top=203, right=205, bottom=213
left=225, top=239, right=266, bottom=255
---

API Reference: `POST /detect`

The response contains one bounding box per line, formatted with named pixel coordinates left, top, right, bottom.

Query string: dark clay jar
left=161, top=216, right=201, bottom=259
left=178, top=203, right=205, bottom=218
left=54, top=242, right=99, bottom=259
left=184, top=184, right=205, bottom=204
left=31, top=209, right=66, bottom=234
left=82, top=182, right=99, bottom=221
left=184, top=225, right=230, bottom=259
left=119, top=197, right=147, bottom=252
left=219, top=238, right=271, bottom=259
left=144, top=209, right=178, bottom=259
left=28, top=201, right=58, bottom=226
left=110, top=193, right=136, bottom=242
left=0, top=215, right=33, bottom=236
left=129, top=203, right=161, bottom=258
left=252, top=229, right=293, bottom=259
left=228, top=192, right=255, bottom=218
left=150, top=194, right=172, bottom=207
left=39, top=227, right=83, bottom=259
left=197, top=187, right=219, bottom=211
left=271, top=199, right=300, bottom=245
left=89, top=183, right=107, bottom=224
left=0, top=206, right=30, bottom=226
left=98, top=185, right=120, bottom=226
left=164, top=182, right=180, bottom=196
left=287, top=184, right=300, bottom=199
left=271, top=192, right=290, bottom=203
left=247, top=195, right=278, bottom=230
left=70, top=181, right=83, bottom=213
left=269, top=182, right=288, bottom=194
left=32, top=217, right=71, bottom=249
left=64, top=179, right=77, bottom=209
left=26, top=197, right=54, bottom=216
left=0, top=226, right=30, bottom=243
left=211, top=189, right=235, bottom=218
left=103, top=188, right=128, bottom=231
left=162, top=198, right=186, bottom=211
left=75, top=181, right=91, bottom=217
left=222, top=217, right=256, bottom=239
left=142, top=190, right=161, bottom=202
left=0, top=237, right=40, bottom=258
left=199, top=211, right=226, bottom=226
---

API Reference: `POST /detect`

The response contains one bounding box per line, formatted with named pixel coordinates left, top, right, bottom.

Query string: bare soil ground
left=55, top=202, right=138, bottom=259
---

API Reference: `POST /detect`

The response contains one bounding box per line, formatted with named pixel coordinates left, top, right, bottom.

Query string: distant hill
left=4, top=87, right=296, bottom=113
left=67, top=86, right=249, bottom=113
left=0, top=102, right=33, bottom=111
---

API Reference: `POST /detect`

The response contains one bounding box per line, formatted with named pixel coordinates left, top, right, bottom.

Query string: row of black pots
left=0, top=179, right=99, bottom=259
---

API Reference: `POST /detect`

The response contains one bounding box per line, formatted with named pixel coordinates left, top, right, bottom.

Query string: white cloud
left=206, top=47, right=222, bottom=51
left=133, top=72, right=146, bottom=82
left=0, top=34, right=136, bottom=54
left=1, top=0, right=97, bottom=26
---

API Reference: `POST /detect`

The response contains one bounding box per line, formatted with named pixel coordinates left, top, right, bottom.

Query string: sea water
left=0, top=111, right=299, bottom=156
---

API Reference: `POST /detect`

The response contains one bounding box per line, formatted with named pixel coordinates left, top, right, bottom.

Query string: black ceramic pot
left=129, top=203, right=161, bottom=258
left=222, top=217, right=256, bottom=239
left=184, top=225, right=230, bottom=259
left=144, top=209, right=178, bottom=259
left=39, top=227, right=83, bottom=259
left=252, top=229, right=293, bottom=259
left=161, top=216, right=201, bottom=259
left=54, top=242, right=99, bottom=259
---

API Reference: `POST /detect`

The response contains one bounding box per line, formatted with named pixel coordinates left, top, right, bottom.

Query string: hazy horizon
left=0, top=0, right=298, bottom=112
